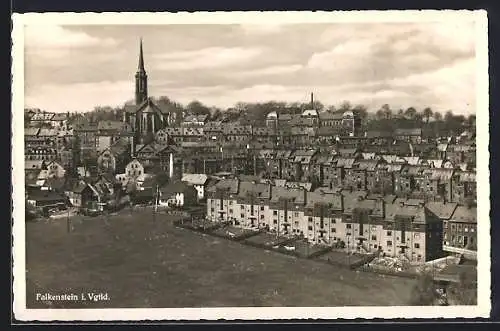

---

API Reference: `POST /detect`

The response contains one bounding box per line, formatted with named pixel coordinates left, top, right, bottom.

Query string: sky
left=24, top=22, right=477, bottom=114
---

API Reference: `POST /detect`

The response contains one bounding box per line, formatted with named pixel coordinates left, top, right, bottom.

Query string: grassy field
left=26, top=209, right=416, bottom=308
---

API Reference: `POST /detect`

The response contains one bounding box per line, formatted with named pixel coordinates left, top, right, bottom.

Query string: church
left=123, top=39, right=178, bottom=148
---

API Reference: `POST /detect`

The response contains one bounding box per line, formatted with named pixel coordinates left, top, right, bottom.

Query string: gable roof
left=451, top=206, right=477, bottom=223
left=25, top=160, right=46, bottom=170
left=395, top=128, right=422, bottom=136
left=425, top=202, right=458, bottom=220
left=125, top=98, right=172, bottom=115
left=25, top=128, right=40, bottom=136
left=182, top=174, right=208, bottom=186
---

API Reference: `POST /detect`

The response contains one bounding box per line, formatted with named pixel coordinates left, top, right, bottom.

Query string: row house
left=442, top=205, right=477, bottom=258
left=419, top=168, right=454, bottom=202
left=25, top=145, right=58, bottom=162
left=304, top=192, right=344, bottom=245
left=223, top=125, right=253, bottom=143
left=289, top=127, right=316, bottom=147
left=231, top=181, right=272, bottom=229
left=203, top=122, right=224, bottom=141
left=289, top=149, right=319, bottom=182
left=394, top=165, right=427, bottom=198
left=276, top=128, right=294, bottom=147
left=181, top=127, right=204, bottom=143
left=264, top=150, right=293, bottom=179
left=451, top=171, right=477, bottom=206
left=206, top=178, right=240, bottom=222
left=310, top=153, right=335, bottom=184
left=322, top=157, right=356, bottom=189
left=447, top=144, right=476, bottom=168
left=316, top=126, right=341, bottom=145
left=394, top=128, right=422, bottom=144
left=206, top=180, right=444, bottom=262
left=370, top=162, right=399, bottom=195
left=181, top=114, right=208, bottom=127
left=252, top=126, right=278, bottom=146
left=162, top=127, right=184, bottom=145
left=266, top=186, right=306, bottom=235
left=365, top=131, right=393, bottom=145
left=28, top=111, right=69, bottom=129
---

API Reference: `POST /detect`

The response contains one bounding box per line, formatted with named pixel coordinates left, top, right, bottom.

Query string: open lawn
left=26, top=209, right=416, bottom=308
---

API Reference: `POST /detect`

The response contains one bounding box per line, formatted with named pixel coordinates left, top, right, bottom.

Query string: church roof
left=124, top=98, right=172, bottom=115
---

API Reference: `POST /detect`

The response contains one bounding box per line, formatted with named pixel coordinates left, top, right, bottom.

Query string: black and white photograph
left=12, top=11, right=490, bottom=320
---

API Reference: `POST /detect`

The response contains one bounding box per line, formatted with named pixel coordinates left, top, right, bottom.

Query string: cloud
left=25, top=80, right=133, bottom=112
left=237, top=64, right=303, bottom=77
left=25, top=25, right=117, bottom=49
left=22, top=23, right=478, bottom=115
left=153, top=47, right=263, bottom=71
left=239, top=24, right=284, bottom=35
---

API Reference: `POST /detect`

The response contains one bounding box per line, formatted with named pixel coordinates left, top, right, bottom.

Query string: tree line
left=60, top=97, right=475, bottom=134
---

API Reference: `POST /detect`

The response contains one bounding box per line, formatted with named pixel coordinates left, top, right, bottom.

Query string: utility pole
left=66, top=206, right=71, bottom=233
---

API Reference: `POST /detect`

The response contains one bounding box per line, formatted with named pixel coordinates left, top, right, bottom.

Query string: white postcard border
left=12, top=10, right=490, bottom=321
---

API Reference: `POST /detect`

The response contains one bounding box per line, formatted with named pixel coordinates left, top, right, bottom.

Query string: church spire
left=138, top=38, right=145, bottom=72
left=135, top=38, right=148, bottom=105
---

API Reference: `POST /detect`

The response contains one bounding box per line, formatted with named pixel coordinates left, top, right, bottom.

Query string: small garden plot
left=211, top=226, right=259, bottom=241
left=244, top=232, right=293, bottom=248
left=273, top=240, right=326, bottom=258
left=177, top=218, right=220, bottom=232
left=316, top=250, right=367, bottom=268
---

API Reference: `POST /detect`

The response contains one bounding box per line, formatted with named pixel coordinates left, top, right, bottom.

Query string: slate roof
left=318, top=111, right=344, bottom=120
left=124, top=98, right=172, bottom=114
left=25, top=128, right=40, bottom=136
left=451, top=206, right=477, bottom=223
left=51, top=113, right=68, bottom=121
left=426, top=202, right=458, bottom=219
left=356, top=160, right=379, bottom=171
left=182, top=173, right=208, bottom=186
left=394, top=128, right=422, bottom=136
left=238, top=181, right=271, bottom=200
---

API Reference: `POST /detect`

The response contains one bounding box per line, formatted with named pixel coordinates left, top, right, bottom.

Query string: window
left=387, top=231, right=392, bottom=236
left=371, top=235, right=377, bottom=241
left=464, top=227, right=468, bottom=232
left=414, top=243, right=420, bottom=249
left=414, top=233, right=420, bottom=239
left=308, top=226, right=313, bottom=231
left=331, top=228, right=336, bottom=233
left=211, top=208, right=214, bottom=212
left=387, top=240, right=392, bottom=246
left=241, top=205, right=244, bottom=210
left=331, top=219, right=336, bottom=224
left=229, top=209, right=233, bottom=214
left=308, top=217, right=313, bottom=222
left=273, top=211, right=278, bottom=216
left=294, top=212, right=299, bottom=217
left=260, top=215, right=264, bottom=220
left=273, top=220, right=277, bottom=224
left=260, top=206, right=264, bottom=211
left=240, top=214, right=244, bottom=218
left=347, top=224, right=352, bottom=229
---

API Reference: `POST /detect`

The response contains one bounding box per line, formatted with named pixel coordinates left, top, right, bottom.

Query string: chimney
left=381, top=199, right=386, bottom=218
left=310, top=92, right=314, bottom=109
left=339, top=193, right=344, bottom=211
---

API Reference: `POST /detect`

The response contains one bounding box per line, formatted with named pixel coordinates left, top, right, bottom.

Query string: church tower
left=135, top=38, right=148, bottom=105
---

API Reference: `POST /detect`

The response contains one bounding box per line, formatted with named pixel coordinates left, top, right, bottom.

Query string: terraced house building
left=206, top=179, right=445, bottom=262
